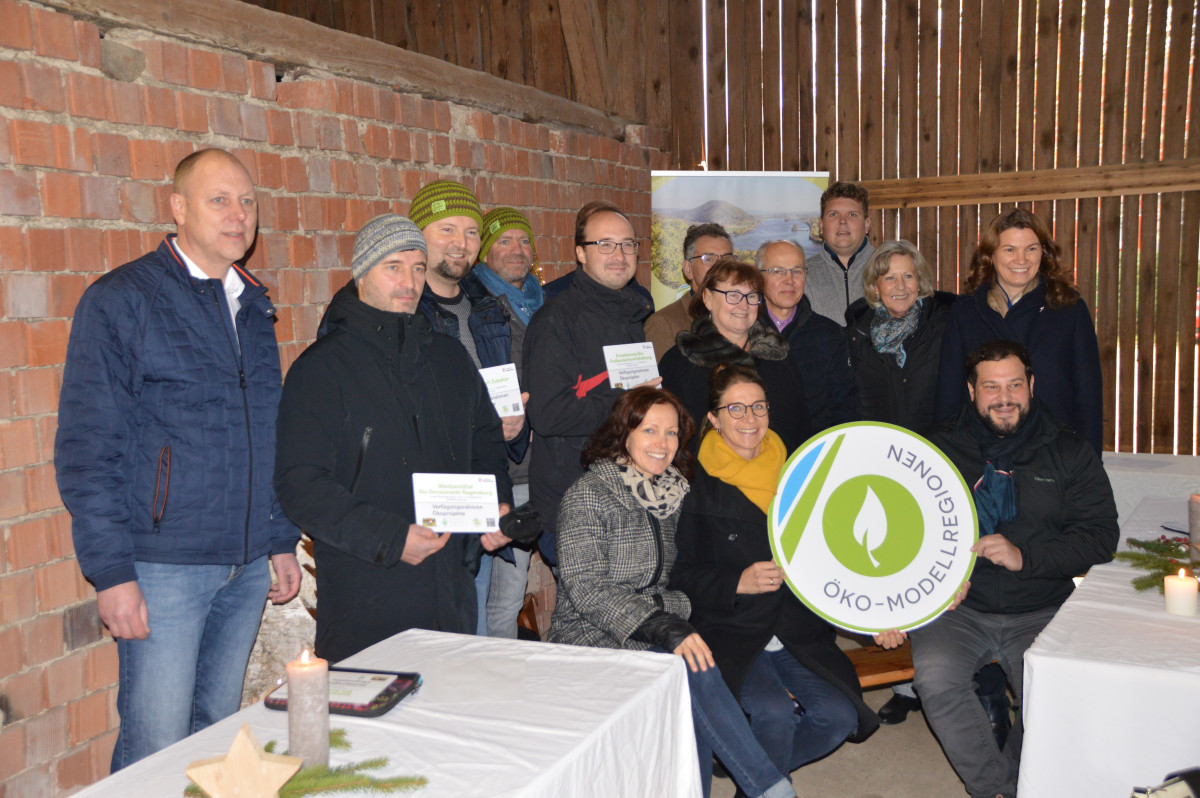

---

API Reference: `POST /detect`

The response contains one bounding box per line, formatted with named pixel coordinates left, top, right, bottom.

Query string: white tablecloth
left=1019, top=497, right=1200, bottom=797
left=73, top=629, right=702, bottom=798
left=1103, top=453, right=1200, bottom=527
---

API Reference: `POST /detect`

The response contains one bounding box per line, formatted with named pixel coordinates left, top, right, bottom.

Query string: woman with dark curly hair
left=934, top=208, right=1103, bottom=453
left=549, top=386, right=797, bottom=798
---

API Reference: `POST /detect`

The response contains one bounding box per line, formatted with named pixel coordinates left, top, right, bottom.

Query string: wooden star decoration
left=186, top=723, right=302, bottom=798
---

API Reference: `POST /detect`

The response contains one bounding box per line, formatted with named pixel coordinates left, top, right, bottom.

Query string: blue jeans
left=911, top=603, right=1058, bottom=798
left=473, top=552, right=493, bottom=635
left=740, top=648, right=857, bottom=774
left=111, top=557, right=270, bottom=771
left=651, top=649, right=793, bottom=798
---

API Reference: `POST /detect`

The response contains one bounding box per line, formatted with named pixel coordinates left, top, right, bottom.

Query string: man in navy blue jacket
left=55, top=149, right=301, bottom=771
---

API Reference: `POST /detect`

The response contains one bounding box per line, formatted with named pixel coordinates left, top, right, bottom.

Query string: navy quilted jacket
left=55, top=236, right=299, bottom=592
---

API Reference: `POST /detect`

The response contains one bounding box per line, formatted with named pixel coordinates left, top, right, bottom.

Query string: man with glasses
left=524, top=201, right=658, bottom=565
left=645, top=222, right=734, bottom=361
left=756, top=239, right=859, bottom=432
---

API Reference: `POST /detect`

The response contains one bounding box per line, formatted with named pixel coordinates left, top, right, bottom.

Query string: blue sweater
left=934, top=280, right=1103, bottom=453
left=55, top=237, right=298, bottom=591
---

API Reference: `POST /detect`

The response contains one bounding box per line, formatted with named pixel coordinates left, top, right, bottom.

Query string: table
left=1018, top=497, right=1200, bottom=797
left=73, top=629, right=702, bottom=798
left=1102, top=453, right=1200, bottom=527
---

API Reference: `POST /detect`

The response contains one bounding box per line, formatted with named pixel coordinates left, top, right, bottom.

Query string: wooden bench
left=845, top=640, right=915, bottom=688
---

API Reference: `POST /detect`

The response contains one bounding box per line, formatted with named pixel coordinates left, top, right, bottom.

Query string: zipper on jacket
left=210, top=287, right=254, bottom=563
left=152, top=445, right=171, bottom=532
left=349, top=426, right=373, bottom=492
left=644, top=513, right=665, bottom=592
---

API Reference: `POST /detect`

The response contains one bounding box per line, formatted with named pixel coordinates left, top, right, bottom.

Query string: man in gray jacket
left=804, top=181, right=875, bottom=325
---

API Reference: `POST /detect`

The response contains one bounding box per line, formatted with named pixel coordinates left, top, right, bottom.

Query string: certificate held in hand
left=603, top=342, right=659, bottom=389
left=412, top=473, right=500, bottom=533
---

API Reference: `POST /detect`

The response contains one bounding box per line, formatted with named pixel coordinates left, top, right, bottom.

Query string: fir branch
left=1116, top=536, right=1195, bottom=593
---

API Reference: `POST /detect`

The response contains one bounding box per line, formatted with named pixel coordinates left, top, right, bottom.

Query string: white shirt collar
left=172, top=238, right=245, bottom=300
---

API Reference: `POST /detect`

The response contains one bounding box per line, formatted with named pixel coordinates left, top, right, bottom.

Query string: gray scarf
left=616, top=463, right=689, bottom=519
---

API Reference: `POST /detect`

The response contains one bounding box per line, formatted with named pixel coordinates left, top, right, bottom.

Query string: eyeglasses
left=709, top=288, right=763, bottom=306
left=760, top=266, right=808, bottom=278
left=581, top=240, right=640, bottom=255
left=688, top=252, right=730, bottom=266
left=715, top=401, right=770, bottom=418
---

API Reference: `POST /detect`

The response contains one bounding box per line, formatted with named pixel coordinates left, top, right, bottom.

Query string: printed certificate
left=479, top=363, right=523, bottom=416
left=603, top=342, right=659, bottom=389
left=412, top=473, right=500, bottom=533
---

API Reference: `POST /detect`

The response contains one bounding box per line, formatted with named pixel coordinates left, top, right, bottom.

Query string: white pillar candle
left=1164, top=568, right=1199, bottom=616
left=286, top=649, right=329, bottom=767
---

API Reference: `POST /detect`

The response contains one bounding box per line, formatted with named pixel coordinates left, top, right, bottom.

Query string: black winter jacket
left=660, top=317, right=813, bottom=453
left=275, top=281, right=512, bottom=662
left=771, top=295, right=860, bottom=432
left=925, top=401, right=1118, bottom=614
left=672, top=465, right=879, bottom=740
left=523, top=269, right=652, bottom=562
left=845, top=292, right=956, bottom=433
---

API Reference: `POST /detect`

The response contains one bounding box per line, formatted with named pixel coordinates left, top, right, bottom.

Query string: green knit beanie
left=479, top=207, right=536, bottom=261
left=408, top=180, right=483, bottom=231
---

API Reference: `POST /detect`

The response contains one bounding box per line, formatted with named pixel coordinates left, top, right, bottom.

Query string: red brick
left=12, top=368, right=60, bottom=417
left=21, top=612, right=64, bottom=667
left=104, top=79, right=142, bottom=125
left=317, top=117, right=342, bottom=150
left=68, top=691, right=108, bottom=745
left=431, top=135, right=451, bottom=165
left=0, top=571, right=36, bottom=625
left=265, top=108, right=292, bottom=146
left=89, top=729, right=117, bottom=780
left=44, top=651, right=87, bottom=706
left=240, top=102, right=268, bottom=142
left=0, top=417, right=38, bottom=468
left=156, top=41, right=187, bottom=85
left=83, top=643, right=117, bottom=691
left=141, top=84, right=178, bottom=129
left=0, top=0, right=33, bottom=50
left=186, top=47, right=220, bottom=90
left=341, top=119, right=361, bottom=155
left=294, top=113, right=318, bottom=148
left=220, top=52, right=248, bottom=94
left=1, top=169, right=40, bottom=216
left=24, top=318, right=69, bottom=367
left=10, top=119, right=55, bottom=167
left=162, top=140, right=195, bottom=172
left=36, top=415, right=57, bottom=464
left=208, top=95, right=240, bottom=136
left=33, top=7, right=78, bottom=60
left=40, top=171, right=82, bottom=218
left=331, top=159, right=354, bottom=193
left=176, top=92, right=208, bottom=133
left=66, top=72, right=106, bottom=120
left=17, top=61, right=66, bottom=113
left=0, top=725, right=25, bottom=781
left=281, top=156, right=306, bottom=192
left=273, top=197, right=299, bottom=230
left=0, top=371, right=11, bottom=420
left=64, top=228, right=104, bottom=271
left=248, top=60, right=276, bottom=100
left=80, top=175, right=120, bottom=220
left=26, top=706, right=68, bottom=763
left=252, top=151, right=282, bottom=191
left=277, top=80, right=335, bottom=112
left=354, top=163, right=378, bottom=196
left=101, top=229, right=133, bottom=269
left=126, top=139, right=165, bottom=181
left=56, top=745, right=92, bottom=790
left=25, top=229, right=66, bottom=272
left=50, top=124, right=93, bottom=172
left=76, top=19, right=101, bottom=67
left=332, top=78, right=354, bottom=115
left=1, top=667, right=43, bottom=721
left=0, top=320, right=27, bottom=369
left=0, top=626, right=21, bottom=678
left=120, top=181, right=157, bottom=224
left=26, top=462, right=62, bottom=511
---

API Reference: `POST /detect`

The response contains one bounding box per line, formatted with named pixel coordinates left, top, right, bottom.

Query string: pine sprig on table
left=185, top=729, right=426, bottom=797
left=1114, top=535, right=1195, bottom=593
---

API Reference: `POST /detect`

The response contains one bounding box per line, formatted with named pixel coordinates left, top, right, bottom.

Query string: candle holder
left=286, top=649, right=329, bottom=768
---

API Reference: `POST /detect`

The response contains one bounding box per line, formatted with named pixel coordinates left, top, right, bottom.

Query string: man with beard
left=911, top=339, right=1117, bottom=798
left=409, top=181, right=528, bottom=635
left=274, top=214, right=513, bottom=661
left=472, top=207, right=543, bottom=637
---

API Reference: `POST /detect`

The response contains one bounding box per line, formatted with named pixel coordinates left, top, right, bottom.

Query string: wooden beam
left=860, top=159, right=1200, bottom=208
left=558, top=0, right=612, bottom=113
left=47, top=0, right=627, bottom=138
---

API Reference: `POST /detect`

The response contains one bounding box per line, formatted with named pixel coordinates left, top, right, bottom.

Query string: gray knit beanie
left=351, top=214, right=427, bottom=282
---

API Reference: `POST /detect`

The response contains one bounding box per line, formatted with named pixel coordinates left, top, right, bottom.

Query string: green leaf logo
left=823, top=475, right=923, bottom=576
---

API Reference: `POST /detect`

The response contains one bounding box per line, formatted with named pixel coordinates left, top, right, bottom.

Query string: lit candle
left=1164, top=568, right=1199, bottom=616
left=286, top=649, right=329, bottom=767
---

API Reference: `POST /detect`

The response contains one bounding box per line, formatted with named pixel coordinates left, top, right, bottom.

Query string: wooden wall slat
left=977, top=0, right=1003, bottom=174
left=762, top=0, right=782, bottom=170
left=1031, top=0, right=1058, bottom=222
left=705, top=0, right=728, bottom=169
left=858, top=0, right=882, bottom=183
left=529, top=0, right=570, bottom=98
left=342, top=0, right=373, bottom=38
left=1016, top=0, right=1037, bottom=172
left=814, top=0, right=835, bottom=171
left=994, top=0, right=1019, bottom=173
left=835, top=0, right=860, bottom=179
left=959, top=0, right=982, bottom=267
left=781, top=0, right=805, bottom=170
left=559, top=0, right=611, bottom=112
left=1182, top=3, right=1200, bottom=454
left=916, top=0, right=938, bottom=263
left=607, top=0, right=640, bottom=121
left=895, top=0, right=916, bottom=237
left=937, top=0, right=962, bottom=289
left=724, top=1, right=747, bottom=169
left=1053, top=0, right=1082, bottom=286
left=743, top=0, right=764, bottom=171
left=668, top=0, right=703, bottom=168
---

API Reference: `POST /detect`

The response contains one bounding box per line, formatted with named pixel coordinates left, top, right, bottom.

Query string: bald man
left=55, top=148, right=300, bottom=771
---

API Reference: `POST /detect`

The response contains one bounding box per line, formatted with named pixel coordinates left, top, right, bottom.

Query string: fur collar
left=676, top=316, right=789, bottom=367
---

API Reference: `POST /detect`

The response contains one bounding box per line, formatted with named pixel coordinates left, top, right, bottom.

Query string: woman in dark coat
left=549, top=386, right=797, bottom=798
left=672, top=364, right=877, bottom=781
left=660, top=258, right=813, bottom=453
left=846, top=240, right=956, bottom=432
left=935, top=208, right=1103, bottom=453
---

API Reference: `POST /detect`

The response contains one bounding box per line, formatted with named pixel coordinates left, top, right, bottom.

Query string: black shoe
left=980, top=691, right=1012, bottom=749
left=877, top=692, right=921, bottom=724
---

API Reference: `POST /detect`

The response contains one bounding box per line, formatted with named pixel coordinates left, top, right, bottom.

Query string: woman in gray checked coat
left=548, top=386, right=797, bottom=798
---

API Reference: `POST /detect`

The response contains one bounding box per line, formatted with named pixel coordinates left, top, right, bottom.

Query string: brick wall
left=0, top=0, right=670, bottom=792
